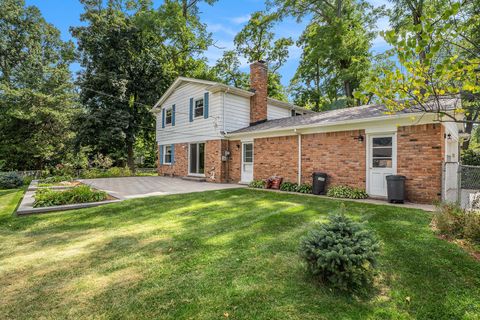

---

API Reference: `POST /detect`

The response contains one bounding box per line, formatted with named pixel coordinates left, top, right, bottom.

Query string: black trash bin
left=312, top=172, right=327, bottom=195
left=386, top=175, right=406, bottom=203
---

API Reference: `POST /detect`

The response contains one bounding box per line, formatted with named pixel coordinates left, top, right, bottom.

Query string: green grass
left=0, top=188, right=479, bottom=319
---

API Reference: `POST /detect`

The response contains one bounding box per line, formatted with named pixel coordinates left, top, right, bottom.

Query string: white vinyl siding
left=267, top=104, right=291, bottom=120
left=156, top=82, right=222, bottom=144
left=224, top=93, right=251, bottom=132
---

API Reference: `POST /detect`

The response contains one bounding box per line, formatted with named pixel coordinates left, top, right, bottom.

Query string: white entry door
left=241, top=142, right=254, bottom=183
left=367, top=134, right=396, bottom=197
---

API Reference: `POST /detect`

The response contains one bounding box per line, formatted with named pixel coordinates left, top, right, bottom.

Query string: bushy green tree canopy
left=0, top=0, right=77, bottom=170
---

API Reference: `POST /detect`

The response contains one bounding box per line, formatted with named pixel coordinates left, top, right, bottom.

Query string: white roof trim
left=208, top=83, right=255, bottom=98
left=151, top=77, right=219, bottom=113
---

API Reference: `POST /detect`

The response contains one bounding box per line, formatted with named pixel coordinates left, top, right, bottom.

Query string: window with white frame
left=165, top=108, right=172, bottom=125
left=164, top=145, right=172, bottom=164
left=194, top=98, right=204, bottom=118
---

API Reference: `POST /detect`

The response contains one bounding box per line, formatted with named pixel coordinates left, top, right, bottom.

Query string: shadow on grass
left=0, top=189, right=479, bottom=319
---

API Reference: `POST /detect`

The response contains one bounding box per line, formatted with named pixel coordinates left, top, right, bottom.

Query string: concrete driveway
left=79, top=176, right=244, bottom=200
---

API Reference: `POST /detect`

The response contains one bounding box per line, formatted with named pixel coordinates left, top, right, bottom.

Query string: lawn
left=0, top=188, right=479, bottom=319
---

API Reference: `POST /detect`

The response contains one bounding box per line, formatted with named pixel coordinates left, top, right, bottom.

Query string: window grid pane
left=195, top=99, right=204, bottom=118
left=166, top=109, right=172, bottom=124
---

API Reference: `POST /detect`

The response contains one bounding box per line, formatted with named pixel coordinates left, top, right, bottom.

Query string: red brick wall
left=227, top=140, right=242, bottom=183
left=301, top=130, right=366, bottom=189
left=157, top=140, right=228, bottom=182
left=249, top=61, right=268, bottom=124
left=157, top=143, right=188, bottom=177
left=253, top=135, right=299, bottom=183
left=397, top=123, right=444, bottom=203
left=205, top=140, right=228, bottom=182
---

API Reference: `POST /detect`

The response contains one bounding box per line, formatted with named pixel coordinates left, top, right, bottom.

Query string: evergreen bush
left=300, top=209, right=380, bottom=290
left=0, top=172, right=24, bottom=189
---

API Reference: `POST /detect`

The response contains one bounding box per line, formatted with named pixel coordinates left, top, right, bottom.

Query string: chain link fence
left=455, top=164, right=480, bottom=209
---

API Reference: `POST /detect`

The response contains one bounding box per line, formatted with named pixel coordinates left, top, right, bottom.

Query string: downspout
left=295, top=129, right=302, bottom=185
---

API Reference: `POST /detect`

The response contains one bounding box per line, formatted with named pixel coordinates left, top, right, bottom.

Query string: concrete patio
left=79, top=176, right=245, bottom=200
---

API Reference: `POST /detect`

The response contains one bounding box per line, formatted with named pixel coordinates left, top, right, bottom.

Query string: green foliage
left=327, top=185, right=369, bottom=199
left=461, top=149, right=480, bottom=166
left=39, top=176, right=74, bottom=184
left=248, top=180, right=266, bottom=189
left=296, top=183, right=312, bottom=194
left=223, top=10, right=291, bottom=101
left=280, top=182, right=298, bottom=192
left=433, top=202, right=480, bottom=244
left=80, top=167, right=132, bottom=179
left=355, top=1, right=479, bottom=124
left=34, top=185, right=108, bottom=208
left=72, top=0, right=213, bottom=170
left=0, top=0, right=78, bottom=170
left=274, top=0, right=381, bottom=109
left=0, top=172, right=24, bottom=189
left=299, top=207, right=380, bottom=290
left=92, top=154, right=113, bottom=169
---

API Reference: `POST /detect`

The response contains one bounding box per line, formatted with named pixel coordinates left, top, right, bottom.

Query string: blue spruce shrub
left=300, top=208, right=380, bottom=290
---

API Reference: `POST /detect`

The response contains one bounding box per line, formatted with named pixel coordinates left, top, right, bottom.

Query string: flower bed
left=33, top=185, right=109, bottom=208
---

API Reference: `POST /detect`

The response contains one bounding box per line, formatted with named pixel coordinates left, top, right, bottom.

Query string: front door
left=367, top=134, right=396, bottom=197
left=241, top=142, right=254, bottom=183
left=189, top=142, right=205, bottom=175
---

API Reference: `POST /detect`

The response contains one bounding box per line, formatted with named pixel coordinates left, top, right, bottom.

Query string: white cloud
left=229, top=14, right=251, bottom=24
left=207, top=23, right=237, bottom=36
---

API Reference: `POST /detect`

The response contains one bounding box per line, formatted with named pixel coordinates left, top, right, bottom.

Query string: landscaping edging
left=17, top=182, right=122, bottom=215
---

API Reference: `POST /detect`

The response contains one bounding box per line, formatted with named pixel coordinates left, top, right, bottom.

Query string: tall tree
left=272, top=0, right=381, bottom=109
left=214, top=11, right=293, bottom=101
left=72, top=0, right=213, bottom=170
left=356, top=0, right=479, bottom=149
left=0, top=0, right=77, bottom=170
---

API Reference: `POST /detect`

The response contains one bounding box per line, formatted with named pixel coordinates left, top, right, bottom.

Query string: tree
left=213, top=11, right=292, bottom=101
left=356, top=0, right=479, bottom=149
left=272, top=0, right=381, bottom=108
left=72, top=0, right=213, bottom=170
left=0, top=0, right=77, bottom=170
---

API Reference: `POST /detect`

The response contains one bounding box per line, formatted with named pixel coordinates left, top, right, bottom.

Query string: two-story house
left=153, top=61, right=462, bottom=204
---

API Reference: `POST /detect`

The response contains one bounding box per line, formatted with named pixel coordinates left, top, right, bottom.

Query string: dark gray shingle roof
left=229, top=98, right=460, bottom=135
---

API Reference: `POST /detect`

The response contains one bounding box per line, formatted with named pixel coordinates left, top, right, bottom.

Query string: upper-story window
left=195, top=98, right=204, bottom=118
left=165, top=108, right=173, bottom=125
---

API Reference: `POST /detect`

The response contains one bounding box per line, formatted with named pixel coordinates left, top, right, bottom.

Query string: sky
left=25, top=0, right=392, bottom=86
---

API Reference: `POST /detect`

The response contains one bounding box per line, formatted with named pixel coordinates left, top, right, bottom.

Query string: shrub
left=0, top=172, right=24, bottom=189
left=300, top=209, right=380, bottom=290
left=249, top=180, right=265, bottom=189
left=433, top=203, right=466, bottom=238
left=80, top=167, right=132, bottom=179
left=280, top=182, right=298, bottom=192
left=327, top=185, right=368, bottom=199
left=39, top=175, right=73, bottom=185
left=461, top=149, right=480, bottom=166
left=464, top=212, right=480, bottom=244
left=34, top=185, right=108, bottom=208
left=296, top=183, right=312, bottom=194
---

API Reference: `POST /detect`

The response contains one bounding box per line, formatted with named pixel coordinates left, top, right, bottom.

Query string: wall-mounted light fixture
left=354, top=134, right=364, bottom=142
left=236, top=144, right=240, bottom=149
left=444, top=133, right=452, bottom=140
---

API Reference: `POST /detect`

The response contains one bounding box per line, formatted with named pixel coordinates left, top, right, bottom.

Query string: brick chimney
left=249, top=60, right=268, bottom=125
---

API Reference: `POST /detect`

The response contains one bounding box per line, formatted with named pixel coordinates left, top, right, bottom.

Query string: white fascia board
left=151, top=77, right=219, bottom=113
left=225, top=112, right=439, bottom=140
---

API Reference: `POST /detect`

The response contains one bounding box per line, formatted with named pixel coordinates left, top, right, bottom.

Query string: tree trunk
left=126, top=138, right=135, bottom=173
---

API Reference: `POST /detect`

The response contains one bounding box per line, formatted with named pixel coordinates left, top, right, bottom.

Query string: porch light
left=354, top=134, right=364, bottom=142
left=444, top=133, right=452, bottom=140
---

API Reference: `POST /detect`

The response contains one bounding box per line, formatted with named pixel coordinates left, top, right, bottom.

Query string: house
left=152, top=61, right=463, bottom=204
